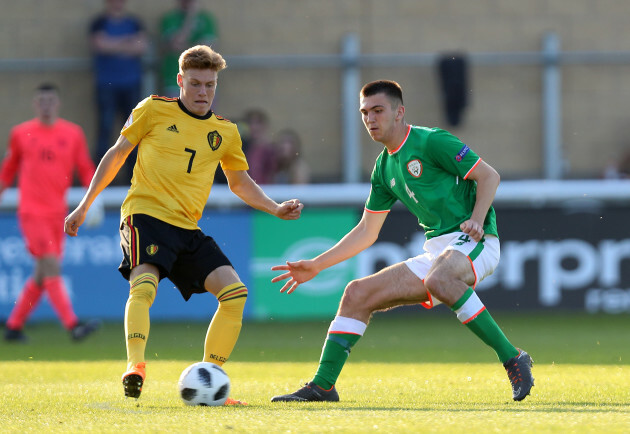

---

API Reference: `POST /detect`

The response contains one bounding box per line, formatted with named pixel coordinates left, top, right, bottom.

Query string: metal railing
left=1, top=179, right=629, bottom=212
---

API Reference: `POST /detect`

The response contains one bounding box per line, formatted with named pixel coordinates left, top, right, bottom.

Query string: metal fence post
left=341, top=33, right=362, bottom=183
left=542, top=31, right=563, bottom=179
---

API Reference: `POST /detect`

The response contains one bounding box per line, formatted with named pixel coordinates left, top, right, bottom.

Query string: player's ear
left=177, top=73, right=183, bottom=88
left=396, top=104, right=405, bottom=121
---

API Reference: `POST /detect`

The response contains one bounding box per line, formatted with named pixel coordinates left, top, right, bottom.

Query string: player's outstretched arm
left=271, top=210, right=388, bottom=294
left=224, top=169, right=303, bottom=220
left=64, top=135, right=136, bottom=237
left=271, top=259, right=319, bottom=294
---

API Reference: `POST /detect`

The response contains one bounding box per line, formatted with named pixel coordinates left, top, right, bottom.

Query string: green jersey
left=365, top=125, right=498, bottom=240
left=160, top=10, right=218, bottom=91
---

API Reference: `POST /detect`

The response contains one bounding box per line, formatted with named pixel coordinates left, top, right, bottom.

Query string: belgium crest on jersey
left=207, top=131, right=222, bottom=151
left=407, top=159, right=423, bottom=177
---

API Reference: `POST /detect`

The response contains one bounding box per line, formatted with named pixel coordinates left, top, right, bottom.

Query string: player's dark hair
left=36, top=83, right=59, bottom=93
left=179, top=45, right=227, bottom=73
left=360, top=80, right=404, bottom=106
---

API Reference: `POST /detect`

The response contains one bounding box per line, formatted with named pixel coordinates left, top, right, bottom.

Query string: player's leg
left=118, top=215, right=173, bottom=398
left=5, top=216, right=55, bottom=341
left=4, top=277, right=44, bottom=342
left=125, top=264, right=159, bottom=368
left=38, top=255, right=79, bottom=330
left=202, top=265, right=247, bottom=367
left=31, top=217, right=100, bottom=340
left=169, top=230, right=248, bottom=405
left=424, top=236, right=518, bottom=361
left=272, top=262, right=428, bottom=402
left=95, top=83, right=116, bottom=162
left=314, top=262, right=427, bottom=388
left=120, top=264, right=159, bottom=398
left=423, top=234, right=533, bottom=400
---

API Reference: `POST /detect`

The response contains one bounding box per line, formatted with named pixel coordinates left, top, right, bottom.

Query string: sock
left=43, top=276, right=78, bottom=330
left=6, top=279, right=44, bottom=330
left=125, top=273, right=157, bottom=370
left=451, top=287, right=519, bottom=363
left=203, top=282, right=248, bottom=366
left=313, top=316, right=367, bottom=389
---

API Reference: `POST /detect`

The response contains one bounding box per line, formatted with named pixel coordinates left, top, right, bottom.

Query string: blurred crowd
left=90, top=0, right=309, bottom=186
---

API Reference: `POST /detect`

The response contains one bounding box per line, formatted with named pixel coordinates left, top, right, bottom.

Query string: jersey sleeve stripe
left=364, top=207, right=390, bottom=214
left=151, top=95, right=178, bottom=102
left=463, top=157, right=482, bottom=180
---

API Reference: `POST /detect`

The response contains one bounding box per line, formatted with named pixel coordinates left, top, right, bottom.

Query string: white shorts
left=404, top=232, right=500, bottom=308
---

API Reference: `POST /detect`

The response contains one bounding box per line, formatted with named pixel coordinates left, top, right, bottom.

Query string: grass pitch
left=1, top=313, right=629, bottom=433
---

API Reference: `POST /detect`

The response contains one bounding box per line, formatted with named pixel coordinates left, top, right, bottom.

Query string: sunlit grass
left=1, top=361, right=629, bottom=433
left=1, top=313, right=629, bottom=432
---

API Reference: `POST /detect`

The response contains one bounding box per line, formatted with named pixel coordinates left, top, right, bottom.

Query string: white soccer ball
left=178, top=362, right=230, bottom=406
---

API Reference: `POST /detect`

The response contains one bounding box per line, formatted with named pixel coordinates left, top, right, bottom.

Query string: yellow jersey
left=120, top=96, right=248, bottom=229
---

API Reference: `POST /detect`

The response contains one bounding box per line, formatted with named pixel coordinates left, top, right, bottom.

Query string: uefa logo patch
left=407, top=159, right=422, bottom=177
left=455, top=145, right=470, bottom=162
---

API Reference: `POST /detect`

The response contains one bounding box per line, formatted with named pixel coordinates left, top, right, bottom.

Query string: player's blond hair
left=179, top=45, right=227, bottom=74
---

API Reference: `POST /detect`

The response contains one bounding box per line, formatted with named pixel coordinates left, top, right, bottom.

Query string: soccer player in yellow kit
left=64, top=45, right=303, bottom=402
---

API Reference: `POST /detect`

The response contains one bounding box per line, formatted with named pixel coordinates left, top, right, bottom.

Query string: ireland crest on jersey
left=407, top=159, right=422, bottom=177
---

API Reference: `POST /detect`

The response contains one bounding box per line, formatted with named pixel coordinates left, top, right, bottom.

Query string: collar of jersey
left=177, top=98, right=214, bottom=120
left=387, top=124, right=412, bottom=155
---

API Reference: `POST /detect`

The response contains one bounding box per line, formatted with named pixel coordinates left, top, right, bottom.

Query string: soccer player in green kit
left=270, top=80, right=534, bottom=402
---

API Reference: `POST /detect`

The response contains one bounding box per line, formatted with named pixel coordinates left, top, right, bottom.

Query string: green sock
left=313, top=333, right=362, bottom=389
left=451, top=288, right=519, bottom=363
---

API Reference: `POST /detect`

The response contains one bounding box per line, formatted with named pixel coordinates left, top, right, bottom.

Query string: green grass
left=1, top=313, right=630, bottom=432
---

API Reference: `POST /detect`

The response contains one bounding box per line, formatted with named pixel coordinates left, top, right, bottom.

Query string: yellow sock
left=203, top=282, right=248, bottom=366
left=125, top=273, right=157, bottom=371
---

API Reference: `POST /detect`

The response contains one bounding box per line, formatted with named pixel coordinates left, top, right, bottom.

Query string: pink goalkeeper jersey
left=0, top=118, right=95, bottom=217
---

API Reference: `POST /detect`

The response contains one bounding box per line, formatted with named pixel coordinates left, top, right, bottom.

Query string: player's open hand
left=271, top=259, right=318, bottom=294
left=276, top=199, right=303, bottom=220
left=459, top=219, right=484, bottom=242
left=64, top=206, right=87, bottom=237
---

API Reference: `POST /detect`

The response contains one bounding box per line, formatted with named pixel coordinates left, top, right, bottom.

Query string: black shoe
left=504, top=348, right=534, bottom=401
left=4, top=327, right=27, bottom=343
left=71, top=319, right=102, bottom=341
left=271, top=381, right=339, bottom=402
left=122, top=362, right=146, bottom=399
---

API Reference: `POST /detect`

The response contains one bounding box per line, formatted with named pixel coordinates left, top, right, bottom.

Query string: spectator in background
left=242, top=109, right=278, bottom=185
left=0, top=84, right=101, bottom=343
left=603, top=151, right=630, bottom=179
left=273, top=129, right=311, bottom=184
left=160, top=0, right=219, bottom=97
left=89, top=0, right=148, bottom=185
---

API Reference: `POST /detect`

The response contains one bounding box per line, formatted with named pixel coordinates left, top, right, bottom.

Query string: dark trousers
left=95, top=82, right=141, bottom=185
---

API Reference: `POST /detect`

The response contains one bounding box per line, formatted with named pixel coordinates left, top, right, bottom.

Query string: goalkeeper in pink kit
left=0, top=83, right=101, bottom=342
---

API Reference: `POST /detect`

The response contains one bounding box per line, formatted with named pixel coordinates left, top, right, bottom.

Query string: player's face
left=178, top=68, right=218, bottom=116
left=359, top=93, right=402, bottom=145
left=33, top=90, right=60, bottom=124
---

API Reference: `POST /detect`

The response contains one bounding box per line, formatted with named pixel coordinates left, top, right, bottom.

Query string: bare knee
left=339, top=280, right=368, bottom=312
left=424, top=271, right=452, bottom=303
left=425, top=270, right=470, bottom=307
